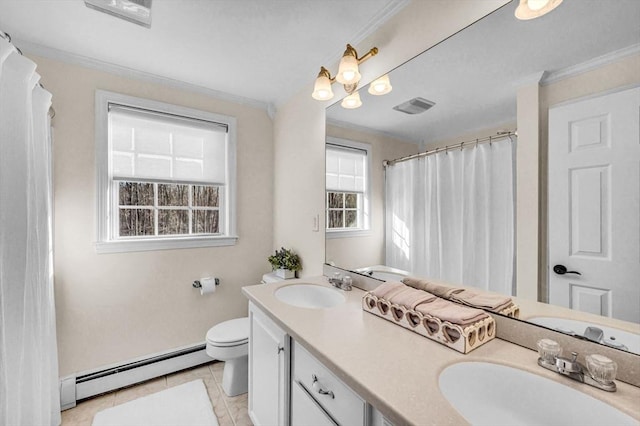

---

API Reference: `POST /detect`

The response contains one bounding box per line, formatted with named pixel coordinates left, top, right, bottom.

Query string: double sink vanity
left=242, top=276, right=640, bottom=426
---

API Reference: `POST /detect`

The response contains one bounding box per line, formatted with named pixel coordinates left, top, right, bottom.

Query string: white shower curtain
left=385, top=138, right=515, bottom=295
left=0, top=38, right=61, bottom=425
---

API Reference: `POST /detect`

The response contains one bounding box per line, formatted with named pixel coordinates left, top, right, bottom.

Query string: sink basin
left=275, top=284, right=346, bottom=309
left=527, top=316, right=640, bottom=355
left=439, top=362, right=636, bottom=426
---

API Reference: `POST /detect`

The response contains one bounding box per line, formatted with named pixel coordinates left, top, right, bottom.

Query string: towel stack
left=371, top=281, right=488, bottom=326
left=363, top=280, right=496, bottom=354
left=402, top=277, right=519, bottom=317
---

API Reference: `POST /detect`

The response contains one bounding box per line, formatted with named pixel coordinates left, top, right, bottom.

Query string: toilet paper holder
left=193, top=278, right=220, bottom=288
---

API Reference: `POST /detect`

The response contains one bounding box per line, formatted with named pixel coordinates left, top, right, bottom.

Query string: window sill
left=325, top=229, right=371, bottom=239
left=95, top=235, right=239, bottom=254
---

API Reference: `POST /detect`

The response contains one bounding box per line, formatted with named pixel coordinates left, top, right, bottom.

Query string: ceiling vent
left=393, top=97, right=435, bottom=115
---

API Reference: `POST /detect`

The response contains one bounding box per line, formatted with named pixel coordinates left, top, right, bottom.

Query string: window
left=95, top=91, right=237, bottom=253
left=325, top=138, right=371, bottom=238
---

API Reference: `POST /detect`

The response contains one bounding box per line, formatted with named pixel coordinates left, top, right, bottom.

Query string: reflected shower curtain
left=385, top=138, right=515, bottom=295
left=0, top=38, right=61, bottom=425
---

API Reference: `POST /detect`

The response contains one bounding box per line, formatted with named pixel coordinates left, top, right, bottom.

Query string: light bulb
left=528, top=0, right=549, bottom=11
left=368, top=74, right=392, bottom=96
left=342, top=70, right=356, bottom=82
left=515, top=0, right=563, bottom=20
left=341, top=92, right=362, bottom=109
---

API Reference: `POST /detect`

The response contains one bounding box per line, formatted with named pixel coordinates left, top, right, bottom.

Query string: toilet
left=205, top=272, right=284, bottom=396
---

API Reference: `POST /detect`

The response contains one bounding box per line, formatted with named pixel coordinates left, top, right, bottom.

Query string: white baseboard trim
left=60, top=342, right=212, bottom=410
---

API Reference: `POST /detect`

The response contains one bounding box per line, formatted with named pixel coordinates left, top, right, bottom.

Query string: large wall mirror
left=325, top=0, right=640, bottom=356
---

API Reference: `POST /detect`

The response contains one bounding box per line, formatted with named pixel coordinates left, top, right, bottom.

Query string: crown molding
left=541, top=43, right=640, bottom=86
left=15, top=38, right=272, bottom=113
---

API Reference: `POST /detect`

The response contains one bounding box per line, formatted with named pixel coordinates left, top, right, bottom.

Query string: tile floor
left=61, top=361, right=252, bottom=426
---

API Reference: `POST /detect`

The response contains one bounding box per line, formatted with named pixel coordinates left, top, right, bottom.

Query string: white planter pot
left=275, top=269, right=295, bottom=279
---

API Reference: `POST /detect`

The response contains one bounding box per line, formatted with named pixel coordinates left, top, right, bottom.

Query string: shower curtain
left=0, top=38, right=61, bottom=425
left=385, top=138, right=515, bottom=295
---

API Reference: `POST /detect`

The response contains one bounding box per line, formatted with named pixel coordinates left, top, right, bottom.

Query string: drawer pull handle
left=311, top=374, right=335, bottom=399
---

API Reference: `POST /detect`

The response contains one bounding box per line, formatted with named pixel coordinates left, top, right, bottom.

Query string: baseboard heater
left=60, top=342, right=212, bottom=410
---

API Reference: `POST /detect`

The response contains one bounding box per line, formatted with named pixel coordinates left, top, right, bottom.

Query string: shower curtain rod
left=383, top=131, right=516, bottom=167
left=0, top=30, right=56, bottom=119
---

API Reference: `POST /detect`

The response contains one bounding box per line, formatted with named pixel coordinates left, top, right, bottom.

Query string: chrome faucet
left=537, top=339, right=617, bottom=392
left=327, top=273, right=353, bottom=291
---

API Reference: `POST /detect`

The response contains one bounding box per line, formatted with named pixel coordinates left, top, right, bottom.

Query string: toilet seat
left=206, top=317, right=248, bottom=347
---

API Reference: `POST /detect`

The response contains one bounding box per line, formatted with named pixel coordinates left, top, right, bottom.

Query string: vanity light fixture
left=312, top=43, right=390, bottom=109
left=84, top=0, right=152, bottom=28
left=515, top=0, right=563, bottom=20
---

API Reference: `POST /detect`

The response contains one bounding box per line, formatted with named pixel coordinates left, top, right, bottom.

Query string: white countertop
left=242, top=276, right=640, bottom=426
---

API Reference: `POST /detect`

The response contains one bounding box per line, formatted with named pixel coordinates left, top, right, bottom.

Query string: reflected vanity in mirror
left=324, top=0, right=640, bottom=356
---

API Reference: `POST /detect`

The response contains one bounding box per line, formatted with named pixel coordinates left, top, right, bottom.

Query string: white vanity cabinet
left=248, top=302, right=289, bottom=426
left=248, top=302, right=393, bottom=426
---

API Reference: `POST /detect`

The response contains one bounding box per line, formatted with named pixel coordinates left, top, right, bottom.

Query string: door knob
left=553, top=264, right=581, bottom=276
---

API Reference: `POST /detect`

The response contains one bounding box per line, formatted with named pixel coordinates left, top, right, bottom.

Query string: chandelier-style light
left=312, top=44, right=391, bottom=109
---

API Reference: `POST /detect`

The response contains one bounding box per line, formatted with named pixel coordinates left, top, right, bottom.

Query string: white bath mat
left=92, top=379, right=219, bottom=426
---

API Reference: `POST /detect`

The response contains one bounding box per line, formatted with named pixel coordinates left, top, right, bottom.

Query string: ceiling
left=327, top=0, right=640, bottom=145
left=0, top=0, right=407, bottom=109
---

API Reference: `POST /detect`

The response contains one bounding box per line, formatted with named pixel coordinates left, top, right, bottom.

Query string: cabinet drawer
left=292, top=342, right=365, bottom=426
left=291, top=380, right=336, bottom=426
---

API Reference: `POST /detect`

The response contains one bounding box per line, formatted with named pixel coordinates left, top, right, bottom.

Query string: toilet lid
left=206, top=317, right=249, bottom=345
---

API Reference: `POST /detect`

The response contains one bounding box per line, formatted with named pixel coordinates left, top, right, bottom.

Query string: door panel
left=548, top=86, right=640, bottom=323
left=570, top=165, right=609, bottom=257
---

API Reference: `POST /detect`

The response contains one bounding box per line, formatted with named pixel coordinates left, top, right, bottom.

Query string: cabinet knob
left=277, top=345, right=284, bottom=354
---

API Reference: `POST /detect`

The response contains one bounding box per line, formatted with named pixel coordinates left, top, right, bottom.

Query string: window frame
left=95, top=90, right=237, bottom=253
left=325, top=137, right=372, bottom=239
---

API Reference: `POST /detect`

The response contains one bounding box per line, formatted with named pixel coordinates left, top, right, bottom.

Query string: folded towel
left=387, top=287, right=437, bottom=310
left=370, top=281, right=407, bottom=300
left=415, top=298, right=488, bottom=326
left=402, top=277, right=455, bottom=298
left=448, top=289, right=513, bottom=313
left=403, top=277, right=513, bottom=313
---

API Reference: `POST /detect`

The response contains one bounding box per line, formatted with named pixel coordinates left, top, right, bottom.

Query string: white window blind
left=96, top=90, right=238, bottom=253
left=109, top=105, right=228, bottom=184
left=326, top=144, right=366, bottom=192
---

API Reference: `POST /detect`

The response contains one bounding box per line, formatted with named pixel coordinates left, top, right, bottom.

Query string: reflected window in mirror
left=326, top=138, right=371, bottom=238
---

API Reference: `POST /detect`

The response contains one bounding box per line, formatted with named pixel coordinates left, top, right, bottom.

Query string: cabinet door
left=248, top=302, right=289, bottom=426
left=291, top=380, right=336, bottom=426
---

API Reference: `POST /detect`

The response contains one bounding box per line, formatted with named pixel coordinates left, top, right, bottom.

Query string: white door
left=248, top=303, right=289, bottom=426
left=548, top=86, right=640, bottom=323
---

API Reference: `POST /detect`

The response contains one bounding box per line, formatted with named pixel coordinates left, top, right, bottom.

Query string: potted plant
left=268, top=247, right=302, bottom=279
